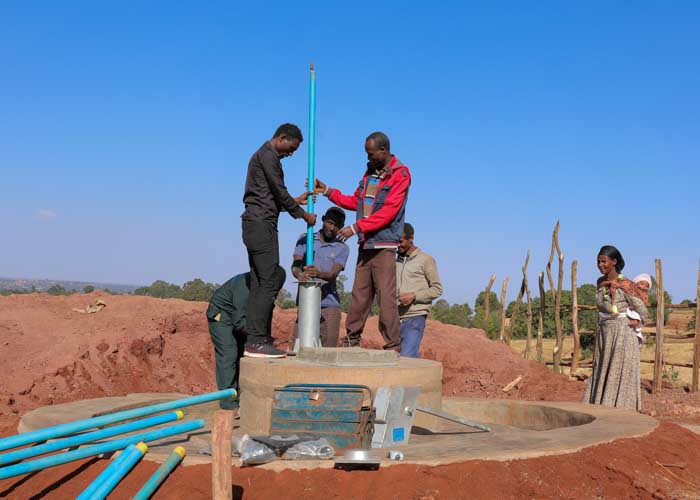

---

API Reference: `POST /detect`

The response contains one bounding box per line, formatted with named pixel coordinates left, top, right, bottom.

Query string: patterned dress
left=582, top=283, right=648, bottom=411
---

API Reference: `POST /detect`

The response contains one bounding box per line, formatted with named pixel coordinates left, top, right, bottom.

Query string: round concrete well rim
left=17, top=395, right=658, bottom=469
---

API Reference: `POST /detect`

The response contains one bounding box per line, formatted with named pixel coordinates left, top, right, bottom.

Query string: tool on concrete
left=372, top=386, right=491, bottom=448
left=0, top=389, right=234, bottom=452
left=386, top=450, right=404, bottom=461
left=334, top=449, right=381, bottom=470
left=270, top=384, right=374, bottom=450
left=0, top=419, right=204, bottom=480
left=133, top=446, right=186, bottom=500
left=77, top=442, right=148, bottom=500
left=294, top=63, right=323, bottom=353
left=0, top=410, right=183, bottom=466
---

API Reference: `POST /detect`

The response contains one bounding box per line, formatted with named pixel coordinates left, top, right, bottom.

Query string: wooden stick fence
left=479, top=220, right=700, bottom=392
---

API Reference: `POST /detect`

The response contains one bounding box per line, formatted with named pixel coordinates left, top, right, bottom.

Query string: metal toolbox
left=270, top=384, right=374, bottom=450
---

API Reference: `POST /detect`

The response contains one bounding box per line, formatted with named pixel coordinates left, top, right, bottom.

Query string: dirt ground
left=1, top=293, right=700, bottom=498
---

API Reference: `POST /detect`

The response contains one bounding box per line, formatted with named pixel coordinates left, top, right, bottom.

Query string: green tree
left=134, top=280, right=182, bottom=299
left=430, top=300, right=473, bottom=327
left=83, top=285, right=95, bottom=293
left=181, top=278, right=217, bottom=302
left=275, top=288, right=296, bottom=309
left=472, top=291, right=501, bottom=339
left=46, top=284, right=69, bottom=296
left=337, top=274, right=351, bottom=313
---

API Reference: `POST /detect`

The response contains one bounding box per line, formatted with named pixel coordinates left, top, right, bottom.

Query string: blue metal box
left=270, top=384, right=374, bottom=450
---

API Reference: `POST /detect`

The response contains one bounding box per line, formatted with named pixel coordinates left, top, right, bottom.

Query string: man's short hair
left=366, top=131, right=390, bottom=151
left=273, top=123, right=303, bottom=142
left=403, top=223, right=414, bottom=239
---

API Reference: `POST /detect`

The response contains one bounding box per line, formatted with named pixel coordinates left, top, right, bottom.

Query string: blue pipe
left=0, top=419, right=204, bottom=480
left=0, top=410, right=182, bottom=466
left=132, top=446, right=185, bottom=500
left=77, top=442, right=147, bottom=500
left=305, top=63, right=317, bottom=267
left=0, top=389, right=234, bottom=452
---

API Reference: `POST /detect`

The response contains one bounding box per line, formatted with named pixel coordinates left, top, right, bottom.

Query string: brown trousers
left=343, top=248, right=401, bottom=350
left=293, top=307, right=342, bottom=347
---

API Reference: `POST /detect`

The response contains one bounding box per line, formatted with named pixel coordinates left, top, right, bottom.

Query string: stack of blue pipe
left=0, top=389, right=235, bottom=484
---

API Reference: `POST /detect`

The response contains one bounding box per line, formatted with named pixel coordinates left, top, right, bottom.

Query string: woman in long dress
left=583, top=245, right=648, bottom=411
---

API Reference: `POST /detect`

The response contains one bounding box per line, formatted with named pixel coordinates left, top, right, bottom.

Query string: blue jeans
left=400, top=316, right=426, bottom=358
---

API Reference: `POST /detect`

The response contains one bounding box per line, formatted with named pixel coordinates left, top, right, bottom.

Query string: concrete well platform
left=17, top=394, right=657, bottom=469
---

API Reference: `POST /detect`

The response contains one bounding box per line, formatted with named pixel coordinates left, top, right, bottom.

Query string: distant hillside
left=0, top=277, right=139, bottom=294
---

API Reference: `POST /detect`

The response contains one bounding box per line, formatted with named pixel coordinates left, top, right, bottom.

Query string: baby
left=627, top=273, right=652, bottom=345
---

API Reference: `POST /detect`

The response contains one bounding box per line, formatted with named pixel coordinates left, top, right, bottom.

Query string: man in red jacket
left=315, top=131, right=411, bottom=351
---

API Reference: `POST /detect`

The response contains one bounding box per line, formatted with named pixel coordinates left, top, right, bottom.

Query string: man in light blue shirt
left=291, top=207, right=350, bottom=347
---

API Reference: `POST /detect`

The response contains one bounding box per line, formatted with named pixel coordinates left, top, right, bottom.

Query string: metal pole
left=0, top=420, right=204, bottom=480
left=0, top=389, right=233, bottom=452
left=0, top=410, right=183, bottom=466
left=133, top=447, right=186, bottom=500
left=415, top=406, right=492, bottom=432
left=306, top=62, right=317, bottom=267
left=77, top=442, right=148, bottom=500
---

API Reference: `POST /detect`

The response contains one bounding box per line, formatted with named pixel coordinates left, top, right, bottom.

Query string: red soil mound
left=0, top=292, right=580, bottom=416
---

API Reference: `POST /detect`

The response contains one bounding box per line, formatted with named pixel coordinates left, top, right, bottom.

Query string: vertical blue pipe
left=305, top=63, right=317, bottom=267
left=77, top=442, right=147, bottom=500
left=0, top=389, right=234, bottom=452
left=132, top=446, right=185, bottom=500
left=0, top=419, right=204, bottom=480
left=0, top=410, right=183, bottom=466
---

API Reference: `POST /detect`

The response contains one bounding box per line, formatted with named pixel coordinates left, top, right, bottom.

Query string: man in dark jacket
left=206, top=268, right=286, bottom=410
left=314, top=131, right=411, bottom=350
left=242, top=123, right=316, bottom=358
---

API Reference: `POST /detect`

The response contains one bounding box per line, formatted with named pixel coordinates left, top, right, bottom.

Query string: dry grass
left=510, top=336, right=696, bottom=385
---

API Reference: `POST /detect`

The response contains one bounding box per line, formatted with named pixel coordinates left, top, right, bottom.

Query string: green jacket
left=206, top=273, right=250, bottom=330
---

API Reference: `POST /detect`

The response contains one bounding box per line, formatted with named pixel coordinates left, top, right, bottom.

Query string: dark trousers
left=344, top=248, right=401, bottom=350
left=242, top=219, right=280, bottom=345
left=208, top=319, right=245, bottom=410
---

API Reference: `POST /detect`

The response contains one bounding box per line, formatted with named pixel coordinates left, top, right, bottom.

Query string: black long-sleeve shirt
left=241, top=141, right=304, bottom=222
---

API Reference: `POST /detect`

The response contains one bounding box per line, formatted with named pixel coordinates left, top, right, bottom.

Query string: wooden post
left=524, top=270, right=534, bottom=360
left=571, top=260, right=580, bottom=376
left=537, top=272, right=545, bottom=363
left=212, top=410, right=233, bottom=500
left=498, top=277, right=509, bottom=343
left=483, top=274, right=496, bottom=333
left=693, top=261, right=700, bottom=392
left=508, top=251, right=530, bottom=345
left=546, top=221, right=564, bottom=372
left=653, top=259, right=664, bottom=393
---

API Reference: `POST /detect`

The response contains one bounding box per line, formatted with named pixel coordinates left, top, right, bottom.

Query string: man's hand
left=399, top=292, right=416, bottom=306
left=314, top=179, right=328, bottom=195
left=294, top=191, right=316, bottom=206
left=337, top=226, right=354, bottom=241
left=302, top=212, right=317, bottom=226
left=303, top=265, right=321, bottom=279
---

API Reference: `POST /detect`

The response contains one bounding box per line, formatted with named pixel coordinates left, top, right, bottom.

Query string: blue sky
left=1, top=2, right=699, bottom=304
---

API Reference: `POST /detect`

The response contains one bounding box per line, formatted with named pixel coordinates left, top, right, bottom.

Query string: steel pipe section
left=294, top=281, right=323, bottom=352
